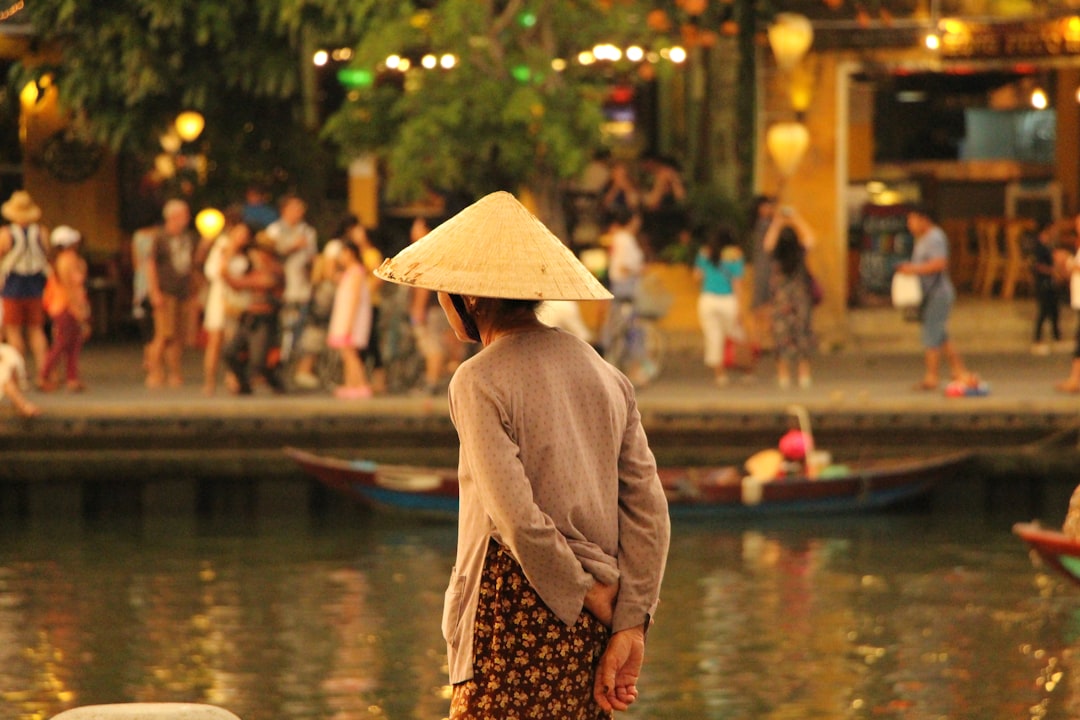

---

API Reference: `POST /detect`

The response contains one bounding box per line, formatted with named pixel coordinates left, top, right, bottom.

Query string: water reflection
left=1, top=513, right=1079, bottom=719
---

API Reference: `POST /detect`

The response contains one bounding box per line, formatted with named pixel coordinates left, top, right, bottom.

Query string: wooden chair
left=51, top=704, right=241, bottom=720
left=940, top=218, right=975, bottom=291
left=1000, top=218, right=1037, bottom=300
left=973, top=217, right=1005, bottom=297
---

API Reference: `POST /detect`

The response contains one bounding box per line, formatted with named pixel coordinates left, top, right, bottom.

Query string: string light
left=0, top=0, right=25, bottom=22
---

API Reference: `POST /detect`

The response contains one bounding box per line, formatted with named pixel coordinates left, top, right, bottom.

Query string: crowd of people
left=0, top=187, right=474, bottom=417
left=8, top=178, right=1080, bottom=417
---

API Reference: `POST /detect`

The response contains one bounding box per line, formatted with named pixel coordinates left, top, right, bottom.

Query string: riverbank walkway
left=1, top=296, right=1078, bottom=486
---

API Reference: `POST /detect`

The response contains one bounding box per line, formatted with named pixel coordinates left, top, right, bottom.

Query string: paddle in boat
left=285, top=406, right=970, bottom=520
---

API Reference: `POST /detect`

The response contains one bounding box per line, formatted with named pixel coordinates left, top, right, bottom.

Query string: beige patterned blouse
left=444, top=325, right=670, bottom=684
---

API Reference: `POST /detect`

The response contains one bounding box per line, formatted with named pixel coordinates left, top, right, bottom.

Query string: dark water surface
left=2, top=496, right=1080, bottom=720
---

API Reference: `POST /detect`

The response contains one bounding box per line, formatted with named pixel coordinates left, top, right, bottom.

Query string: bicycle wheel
left=640, top=320, right=666, bottom=380
left=383, top=321, right=425, bottom=394
left=316, top=347, right=344, bottom=388
left=602, top=304, right=633, bottom=372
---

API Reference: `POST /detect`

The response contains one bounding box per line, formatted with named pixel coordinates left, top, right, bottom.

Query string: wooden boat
left=284, top=446, right=971, bottom=521
left=1013, top=522, right=1080, bottom=587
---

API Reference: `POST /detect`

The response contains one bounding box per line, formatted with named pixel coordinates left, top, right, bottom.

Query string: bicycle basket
left=633, top=275, right=674, bottom=319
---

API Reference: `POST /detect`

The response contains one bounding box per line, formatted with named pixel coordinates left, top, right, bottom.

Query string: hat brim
left=375, top=191, right=612, bottom=301
left=2, top=206, right=42, bottom=224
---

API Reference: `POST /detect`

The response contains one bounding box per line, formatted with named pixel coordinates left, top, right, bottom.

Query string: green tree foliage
left=321, top=0, right=648, bottom=204
left=15, top=0, right=375, bottom=208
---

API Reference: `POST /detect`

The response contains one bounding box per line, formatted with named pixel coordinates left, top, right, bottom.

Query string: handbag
left=723, top=337, right=758, bottom=370
left=891, top=272, right=922, bottom=322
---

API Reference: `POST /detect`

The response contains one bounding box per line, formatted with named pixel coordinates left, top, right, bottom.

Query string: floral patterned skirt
left=449, top=540, right=611, bottom=720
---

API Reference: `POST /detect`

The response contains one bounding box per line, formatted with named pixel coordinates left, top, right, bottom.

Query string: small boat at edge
left=1013, top=522, right=1080, bottom=587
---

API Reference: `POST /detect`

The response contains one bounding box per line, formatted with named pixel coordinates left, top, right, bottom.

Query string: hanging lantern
left=767, top=13, right=814, bottom=71
left=175, top=111, right=205, bottom=143
left=195, top=208, right=225, bottom=239
left=789, top=62, right=815, bottom=113
left=766, top=121, right=810, bottom=177
left=153, top=153, right=176, bottom=179
left=159, top=129, right=182, bottom=154
left=19, top=81, right=39, bottom=107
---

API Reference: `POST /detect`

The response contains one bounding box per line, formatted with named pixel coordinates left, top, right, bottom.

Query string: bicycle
left=378, top=284, right=425, bottom=395
left=603, top=274, right=671, bottom=383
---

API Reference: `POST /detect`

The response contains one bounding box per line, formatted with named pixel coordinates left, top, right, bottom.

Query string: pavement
left=2, top=295, right=1079, bottom=482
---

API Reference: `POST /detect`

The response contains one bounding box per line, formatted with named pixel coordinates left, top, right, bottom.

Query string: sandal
left=1056, top=381, right=1080, bottom=394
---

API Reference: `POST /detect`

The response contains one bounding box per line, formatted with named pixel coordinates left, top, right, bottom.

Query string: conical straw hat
left=375, top=191, right=612, bottom=301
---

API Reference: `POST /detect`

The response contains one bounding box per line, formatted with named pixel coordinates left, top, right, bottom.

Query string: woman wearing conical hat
left=376, top=191, right=670, bottom=719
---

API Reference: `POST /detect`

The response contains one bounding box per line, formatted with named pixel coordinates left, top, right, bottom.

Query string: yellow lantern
left=153, top=153, right=177, bottom=179
left=767, top=13, right=814, bottom=71
left=19, top=81, right=39, bottom=107
left=195, top=208, right=225, bottom=239
left=175, top=110, right=205, bottom=143
left=789, top=62, right=815, bottom=113
left=766, top=121, right=810, bottom=177
left=159, top=129, right=182, bottom=154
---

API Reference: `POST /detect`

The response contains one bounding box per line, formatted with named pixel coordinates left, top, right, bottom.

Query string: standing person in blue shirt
left=694, top=225, right=747, bottom=387
left=896, top=204, right=970, bottom=390
left=241, top=185, right=278, bottom=233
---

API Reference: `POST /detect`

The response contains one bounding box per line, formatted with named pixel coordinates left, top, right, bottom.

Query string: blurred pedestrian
left=200, top=221, right=251, bottom=396
left=1055, top=214, right=1080, bottom=393
left=38, top=226, right=90, bottom=393
left=327, top=239, right=373, bottom=400
left=0, top=190, right=50, bottom=382
left=241, top=184, right=278, bottom=233
left=291, top=239, right=342, bottom=390
left=896, top=205, right=970, bottom=391
left=763, top=205, right=816, bottom=389
left=408, top=217, right=464, bottom=395
left=130, top=225, right=156, bottom=372
left=640, top=154, right=687, bottom=254
left=145, top=199, right=198, bottom=388
left=694, top=224, right=746, bottom=387
left=266, top=194, right=317, bottom=364
left=601, top=207, right=654, bottom=385
left=601, top=160, right=641, bottom=224
left=748, top=194, right=778, bottom=349
left=1030, top=222, right=1061, bottom=356
left=223, top=235, right=285, bottom=395
left=352, top=220, right=386, bottom=394
left=0, top=342, right=38, bottom=417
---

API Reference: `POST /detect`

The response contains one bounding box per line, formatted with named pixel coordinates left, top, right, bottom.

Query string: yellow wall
left=20, top=85, right=124, bottom=260
left=759, top=53, right=847, bottom=349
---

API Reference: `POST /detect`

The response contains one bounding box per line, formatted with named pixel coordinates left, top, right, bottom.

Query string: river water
left=2, top=488, right=1079, bottom=720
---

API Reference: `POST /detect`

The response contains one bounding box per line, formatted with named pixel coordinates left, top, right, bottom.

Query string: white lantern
left=766, top=122, right=810, bottom=177
left=768, top=13, right=814, bottom=71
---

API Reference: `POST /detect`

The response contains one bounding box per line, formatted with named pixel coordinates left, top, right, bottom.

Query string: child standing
left=0, top=342, right=38, bottom=416
left=39, top=225, right=90, bottom=392
left=327, top=239, right=373, bottom=399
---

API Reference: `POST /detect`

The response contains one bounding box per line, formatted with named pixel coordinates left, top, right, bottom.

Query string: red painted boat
left=1013, top=522, right=1080, bottom=587
left=285, top=446, right=971, bottom=521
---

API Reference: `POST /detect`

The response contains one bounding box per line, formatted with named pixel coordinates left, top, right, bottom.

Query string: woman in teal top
left=694, top=225, right=746, bottom=386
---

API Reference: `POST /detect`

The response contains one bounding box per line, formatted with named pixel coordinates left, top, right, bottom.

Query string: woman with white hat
left=376, top=191, right=670, bottom=719
left=0, top=190, right=50, bottom=381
